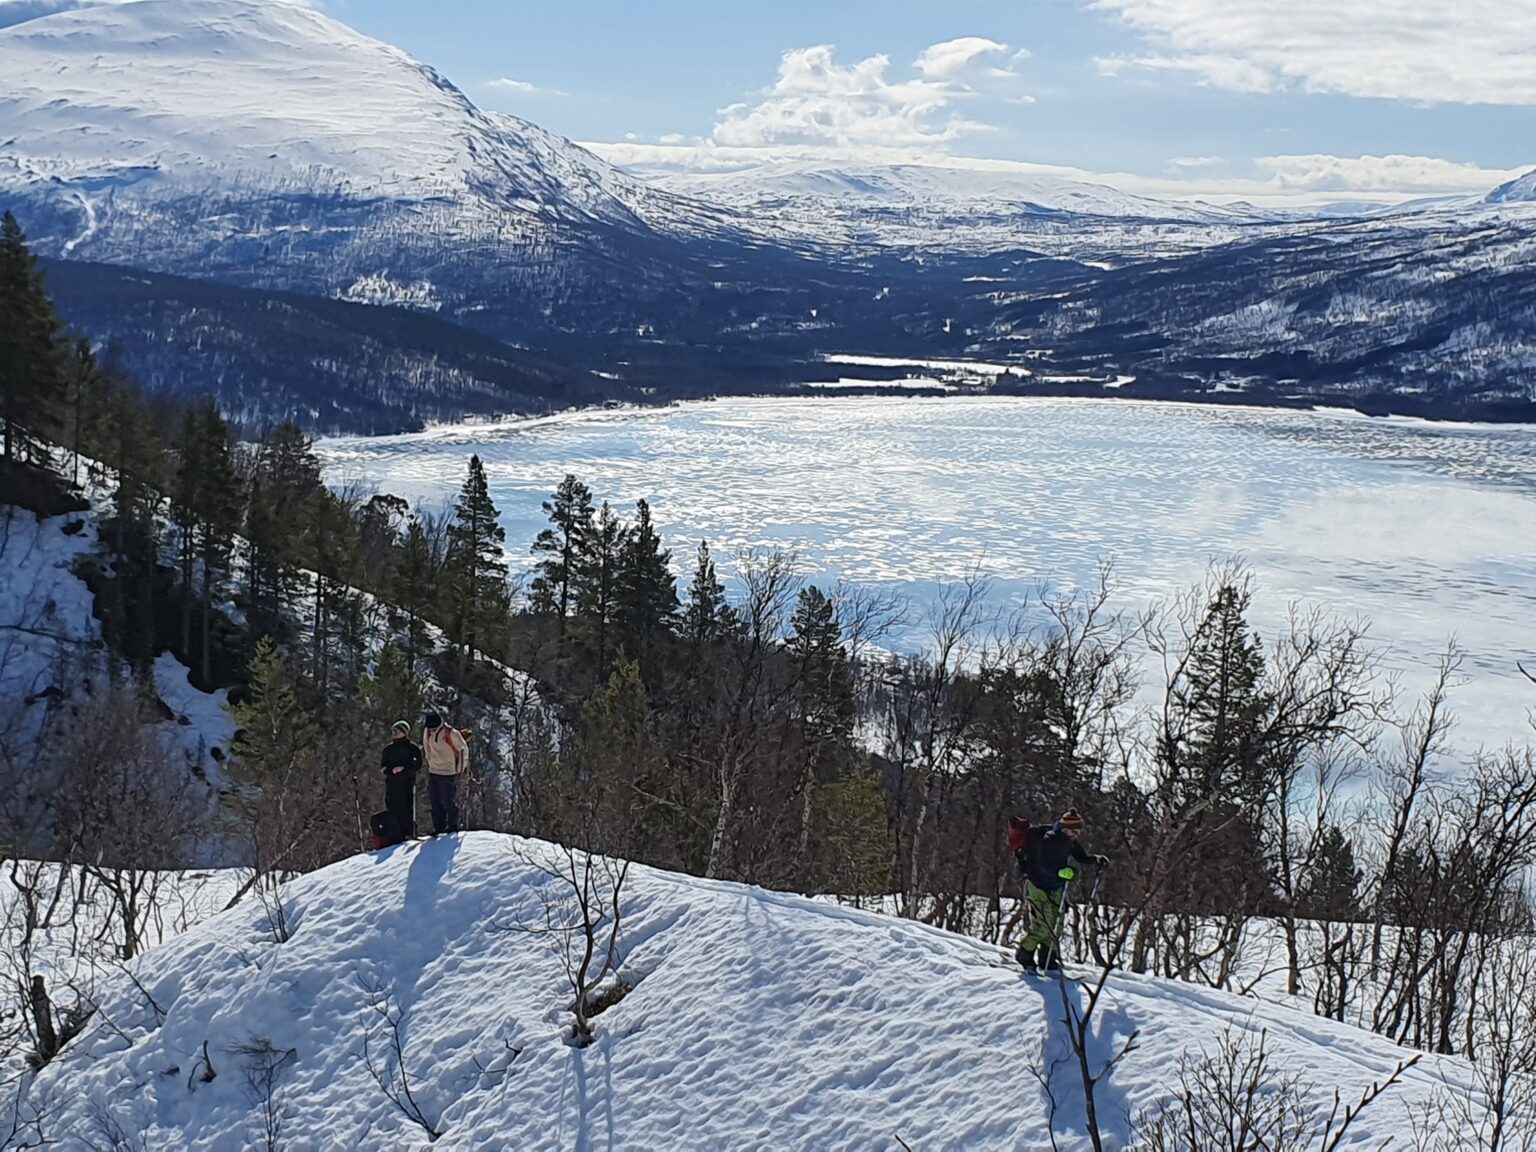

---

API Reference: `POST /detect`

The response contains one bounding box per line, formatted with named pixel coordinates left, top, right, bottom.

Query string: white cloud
left=1096, top=52, right=1274, bottom=95
left=1168, top=155, right=1224, bottom=169
left=913, top=36, right=1011, bottom=78
left=1253, top=153, right=1522, bottom=194
left=1090, top=0, right=1536, bottom=105
left=485, top=77, right=568, bottom=98
left=710, top=44, right=993, bottom=150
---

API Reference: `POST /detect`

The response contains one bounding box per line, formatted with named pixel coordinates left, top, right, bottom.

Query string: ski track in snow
left=27, top=833, right=1476, bottom=1150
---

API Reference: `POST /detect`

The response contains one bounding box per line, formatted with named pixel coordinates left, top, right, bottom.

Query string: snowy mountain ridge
left=1487, top=168, right=1536, bottom=204
left=0, top=0, right=712, bottom=233
left=16, top=832, right=1470, bottom=1150
left=646, top=160, right=1248, bottom=224
left=0, top=0, right=743, bottom=290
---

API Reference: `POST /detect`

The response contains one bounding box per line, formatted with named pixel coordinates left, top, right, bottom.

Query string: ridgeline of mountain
left=2, top=0, right=1535, bottom=428
left=1486, top=168, right=1536, bottom=204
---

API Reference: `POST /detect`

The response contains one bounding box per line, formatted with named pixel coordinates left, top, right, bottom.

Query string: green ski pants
left=1019, top=881, right=1068, bottom=952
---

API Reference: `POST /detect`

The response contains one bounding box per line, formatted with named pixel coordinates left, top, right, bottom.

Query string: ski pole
left=1055, top=867, right=1075, bottom=963
left=1089, top=863, right=1107, bottom=905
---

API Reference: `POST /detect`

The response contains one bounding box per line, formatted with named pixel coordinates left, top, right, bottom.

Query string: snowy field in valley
left=12, top=833, right=1477, bottom=1150
left=318, top=396, right=1536, bottom=751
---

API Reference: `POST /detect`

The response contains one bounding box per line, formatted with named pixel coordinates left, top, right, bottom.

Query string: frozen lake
left=318, top=396, right=1536, bottom=753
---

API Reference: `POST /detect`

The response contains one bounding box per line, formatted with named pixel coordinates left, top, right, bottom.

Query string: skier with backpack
left=1008, top=808, right=1108, bottom=973
left=422, top=709, right=467, bottom=836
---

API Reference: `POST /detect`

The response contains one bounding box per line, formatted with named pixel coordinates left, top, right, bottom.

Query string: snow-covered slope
left=651, top=161, right=1240, bottom=224
left=0, top=504, right=231, bottom=794
left=0, top=0, right=664, bottom=226
left=1486, top=168, right=1536, bottom=204
left=0, top=0, right=740, bottom=310
left=637, top=160, right=1291, bottom=258
left=26, top=832, right=1468, bottom=1149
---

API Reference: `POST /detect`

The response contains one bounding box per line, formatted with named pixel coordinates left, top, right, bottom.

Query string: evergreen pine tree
left=191, top=401, right=243, bottom=686
left=245, top=422, right=323, bottom=643
left=228, top=636, right=319, bottom=868
left=570, top=655, right=669, bottom=854
left=529, top=473, right=594, bottom=631
left=575, top=500, right=628, bottom=674
left=787, top=585, right=857, bottom=874
left=358, top=641, right=424, bottom=734
left=172, top=404, right=209, bottom=658
left=1298, top=824, right=1364, bottom=922
left=443, top=454, right=509, bottom=665
left=1164, top=579, right=1273, bottom=807
left=356, top=493, right=409, bottom=592
left=394, top=516, right=437, bottom=666
left=308, top=490, right=365, bottom=695
left=617, top=498, right=679, bottom=657
left=1159, top=576, right=1275, bottom=915
left=65, top=337, right=102, bottom=486
left=102, top=383, right=165, bottom=670
left=682, top=540, right=731, bottom=649
left=0, top=211, right=64, bottom=464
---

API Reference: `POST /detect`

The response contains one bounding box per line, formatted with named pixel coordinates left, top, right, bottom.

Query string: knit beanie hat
left=392, top=720, right=411, bottom=737
left=1057, top=809, right=1086, bottom=831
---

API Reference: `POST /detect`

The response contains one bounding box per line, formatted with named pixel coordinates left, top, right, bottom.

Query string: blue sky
left=326, top=0, right=1534, bottom=201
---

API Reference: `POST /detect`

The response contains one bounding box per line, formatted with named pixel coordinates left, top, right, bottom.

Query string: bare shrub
left=358, top=977, right=442, bottom=1142
left=1134, top=1026, right=1419, bottom=1152
left=232, top=1036, right=296, bottom=1152
left=500, top=841, right=630, bottom=1048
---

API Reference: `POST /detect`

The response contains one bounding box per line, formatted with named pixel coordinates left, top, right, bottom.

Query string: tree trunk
left=29, top=975, right=58, bottom=1063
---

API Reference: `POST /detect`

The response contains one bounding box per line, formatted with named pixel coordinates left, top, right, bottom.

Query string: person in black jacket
left=380, top=720, right=422, bottom=842
left=1013, top=808, right=1108, bottom=972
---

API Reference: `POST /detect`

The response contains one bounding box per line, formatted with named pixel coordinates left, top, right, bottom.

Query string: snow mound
left=30, top=832, right=1467, bottom=1149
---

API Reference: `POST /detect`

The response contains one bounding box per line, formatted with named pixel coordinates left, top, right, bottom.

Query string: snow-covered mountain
left=641, top=160, right=1291, bottom=260
left=0, top=0, right=750, bottom=344
left=0, top=0, right=700, bottom=233
left=650, top=161, right=1241, bottom=223
left=18, top=832, right=1467, bottom=1148
left=1486, top=168, right=1536, bottom=203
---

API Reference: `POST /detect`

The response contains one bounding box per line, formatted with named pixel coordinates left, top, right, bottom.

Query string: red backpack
left=1007, top=816, right=1043, bottom=857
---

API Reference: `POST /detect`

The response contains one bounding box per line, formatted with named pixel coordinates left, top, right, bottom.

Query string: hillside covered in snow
left=11, top=833, right=1474, bottom=1150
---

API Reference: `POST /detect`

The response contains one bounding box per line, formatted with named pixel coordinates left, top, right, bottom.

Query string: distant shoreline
left=317, top=386, right=1536, bottom=450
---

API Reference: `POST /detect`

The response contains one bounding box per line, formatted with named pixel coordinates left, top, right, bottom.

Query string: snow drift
left=23, top=832, right=1469, bottom=1149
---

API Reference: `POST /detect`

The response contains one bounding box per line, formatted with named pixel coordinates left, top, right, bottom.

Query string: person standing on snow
left=422, top=709, right=467, bottom=836
left=1010, top=808, right=1108, bottom=973
left=380, top=720, right=421, bottom=842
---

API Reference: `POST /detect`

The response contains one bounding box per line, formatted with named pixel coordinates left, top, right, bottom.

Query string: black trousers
left=384, top=771, right=416, bottom=841
left=427, top=773, right=459, bottom=835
